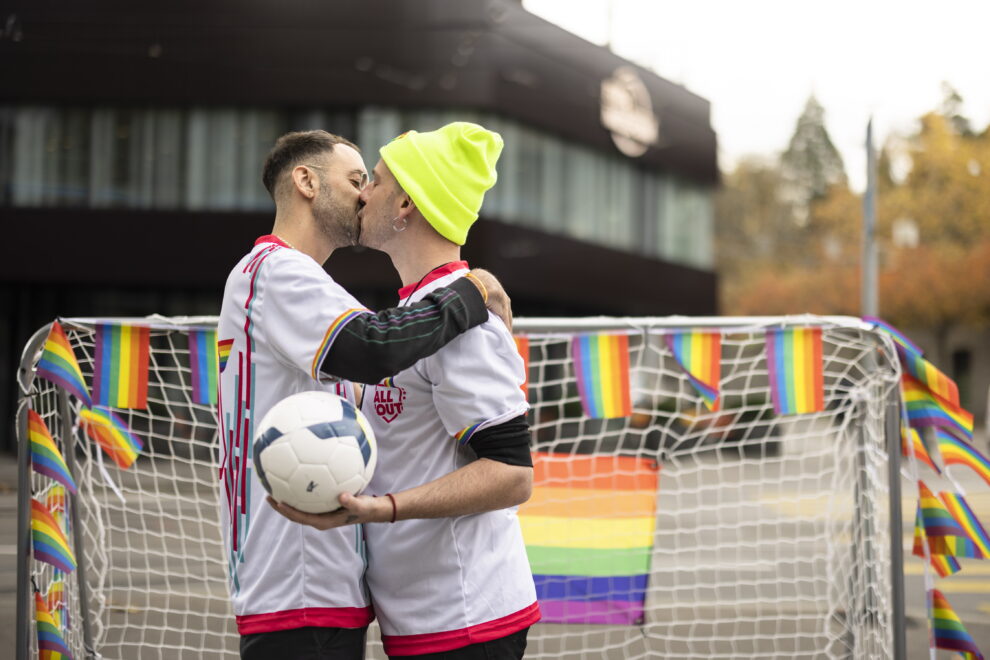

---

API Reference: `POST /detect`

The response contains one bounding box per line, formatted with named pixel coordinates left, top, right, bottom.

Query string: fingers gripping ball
left=253, top=391, right=377, bottom=513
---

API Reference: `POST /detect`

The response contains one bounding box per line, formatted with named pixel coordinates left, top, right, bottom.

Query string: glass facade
left=0, top=105, right=713, bottom=269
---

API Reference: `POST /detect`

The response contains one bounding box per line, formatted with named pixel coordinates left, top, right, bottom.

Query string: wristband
left=464, top=272, right=488, bottom=303
left=385, top=493, right=397, bottom=523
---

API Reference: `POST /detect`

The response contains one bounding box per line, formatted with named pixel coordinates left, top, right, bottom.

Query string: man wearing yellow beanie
left=270, top=122, right=539, bottom=659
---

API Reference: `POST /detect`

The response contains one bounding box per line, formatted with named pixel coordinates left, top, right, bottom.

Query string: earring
left=392, top=216, right=407, bottom=232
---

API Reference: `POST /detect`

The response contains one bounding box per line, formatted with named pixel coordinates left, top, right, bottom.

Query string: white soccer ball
left=253, top=391, right=377, bottom=514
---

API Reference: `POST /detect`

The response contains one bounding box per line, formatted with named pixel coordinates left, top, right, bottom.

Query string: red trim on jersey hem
left=396, top=261, right=469, bottom=300
left=254, top=234, right=293, bottom=249
left=236, top=606, right=374, bottom=635
left=382, top=601, right=541, bottom=656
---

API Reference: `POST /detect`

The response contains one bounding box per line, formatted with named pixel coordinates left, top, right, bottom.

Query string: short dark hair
left=262, top=130, right=360, bottom=200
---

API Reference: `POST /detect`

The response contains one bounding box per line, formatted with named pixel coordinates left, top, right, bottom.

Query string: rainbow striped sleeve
left=29, top=410, right=77, bottom=494
left=78, top=406, right=144, bottom=469
left=940, top=491, right=990, bottom=559
left=901, top=426, right=940, bottom=474
left=665, top=331, right=721, bottom=411
left=35, top=590, right=73, bottom=658
left=937, top=431, right=990, bottom=489
left=514, top=336, right=530, bottom=400
left=765, top=327, right=824, bottom=415
left=92, top=324, right=150, bottom=410
left=188, top=329, right=218, bottom=405
left=31, top=499, right=76, bottom=573
left=519, top=452, right=658, bottom=625
left=930, top=589, right=984, bottom=659
left=311, top=309, right=370, bottom=379
left=35, top=321, right=92, bottom=408
left=454, top=422, right=486, bottom=446
left=571, top=334, right=632, bottom=419
left=903, top=375, right=973, bottom=440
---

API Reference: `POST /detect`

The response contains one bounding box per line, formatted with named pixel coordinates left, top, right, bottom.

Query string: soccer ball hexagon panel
left=253, top=390, right=377, bottom=514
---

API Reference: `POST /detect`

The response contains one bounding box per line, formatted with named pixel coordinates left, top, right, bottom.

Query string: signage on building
left=600, top=66, right=660, bottom=158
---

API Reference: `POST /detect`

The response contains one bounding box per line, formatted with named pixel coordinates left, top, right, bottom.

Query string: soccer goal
left=16, top=315, right=905, bottom=660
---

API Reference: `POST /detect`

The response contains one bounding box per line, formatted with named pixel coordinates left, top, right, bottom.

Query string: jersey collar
left=397, top=260, right=469, bottom=300
left=254, top=234, right=293, bottom=249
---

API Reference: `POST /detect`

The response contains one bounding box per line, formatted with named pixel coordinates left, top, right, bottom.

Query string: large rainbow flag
left=92, top=324, right=150, bottom=409
left=765, top=326, right=824, bottom=416
left=902, top=374, right=973, bottom=440
left=519, top=452, right=658, bottom=625
left=31, top=498, right=76, bottom=573
left=35, top=321, right=91, bottom=408
left=188, top=329, right=218, bottom=405
left=937, top=431, right=990, bottom=489
left=29, top=410, right=77, bottom=494
left=571, top=334, right=633, bottom=419
left=78, top=406, right=143, bottom=469
left=930, top=589, right=984, bottom=659
left=665, top=331, right=721, bottom=411
left=35, top=590, right=73, bottom=660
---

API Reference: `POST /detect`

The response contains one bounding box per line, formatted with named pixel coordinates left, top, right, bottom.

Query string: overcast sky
left=524, top=0, right=990, bottom=190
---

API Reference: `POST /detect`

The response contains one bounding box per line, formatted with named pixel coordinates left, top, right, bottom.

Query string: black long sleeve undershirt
left=468, top=415, right=533, bottom=467
left=320, top=277, right=488, bottom=385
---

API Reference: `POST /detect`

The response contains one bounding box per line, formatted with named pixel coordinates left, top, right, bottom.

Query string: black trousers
left=240, top=626, right=367, bottom=660
left=390, top=627, right=529, bottom=660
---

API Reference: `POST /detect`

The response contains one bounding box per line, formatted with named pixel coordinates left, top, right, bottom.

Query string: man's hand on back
left=467, top=268, right=512, bottom=332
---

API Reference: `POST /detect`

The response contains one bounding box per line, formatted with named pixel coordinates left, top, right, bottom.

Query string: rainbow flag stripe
left=931, top=553, right=962, bottom=578
left=29, top=410, right=77, bottom=494
left=571, top=334, right=632, bottom=419
left=940, top=491, right=990, bottom=559
left=35, top=591, right=73, bottom=659
left=930, top=589, right=984, bottom=658
left=863, top=316, right=923, bottom=356
left=45, top=485, right=69, bottom=536
left=454, top=422, right=485, bottom=446
left=35, top=321, right=91, bottom=408
left=903, top=375, right=973, bottom=440
left=665, top=331, right=721, bottom=411
left=45, top=576, right=70, bottom=633
left=938, top=431, right=990, bottom=489
left=916, top=481, right=983, bottom=559
left=519, top=452, right=658, bottom=625
left=31, top=499, right=76, bottom=573
left=92, top=324, right=150, bottom=409
left=912, top=502, right=963, bottom=577
left=898, top=347, right=960, bottom=406
left=514, top=336, right=530, bottom=400
left=217, top=338, right=234, bottom=373
left=78, top=406, right=143, bottom=469
left=188, top=329, right=218, bottom=405
left=311, top=309, right=370, bottom=379
left=902, top=425, right=940, bottom=474
left=765, top=327, right=824, bottom=415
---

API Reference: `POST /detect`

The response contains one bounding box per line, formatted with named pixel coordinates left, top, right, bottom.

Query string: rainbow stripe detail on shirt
left=217, top=338, right=234, bottom=373
left=312, top=309, right=370, bottom=379
left=665, top=331, right=721, bottom=411
left=519, top=452, right=658, bottom=625
left=454, top=422, right=485, bottom=446
left=92, top=323, right=151, bottom=409
left=78, top=406, right=144, bottom=469
left=571, top=334, right=632, bottom=419
left=35, top=321, right=92, bottom=408
left=765, top=326, right=824, bottom=415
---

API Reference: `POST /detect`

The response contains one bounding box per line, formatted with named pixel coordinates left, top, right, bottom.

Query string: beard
left=313, top=187, right=360, bottom=247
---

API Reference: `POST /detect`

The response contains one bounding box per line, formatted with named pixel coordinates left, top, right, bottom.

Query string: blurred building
left=0, top=0, right=719, bottom=451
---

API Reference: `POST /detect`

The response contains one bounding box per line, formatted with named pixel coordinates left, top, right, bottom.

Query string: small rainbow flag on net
left=915, top=481, right=983, bottom=559
left=78, top=406, right=143, bottom=469
left=35, top=590, right=73, bottom=660
left=92, top=323, right=150, bottom=410
left=765, top=326, right=824, bottom=416
left=898, top=348, right=960, bottom=406
left=863, top=316, right=923, bottom=357
left=29, top=410, right=77, bottom=494
left=912, top=502, right=963, bottom=577
left=45, top=576, right=70, bottom=633
left=903, top=374, right=973, bottom=440
left=188, top=329, right=218, bottom=405
left=514, top=336, right=530, bottom=400
left=930, top=589, right=984, bottom=659
left=45, top=484, right=69, bottom=537
left=940, top=491, right=990, bottom=559
left=35, top=321, right=91, bottom=408
left=519, top=452, right=658, bottom=625
left=938, top=431, right=990, bottom=489
left=31, top=498, right=76, bottom=573
left=571, top=334, right=632, bottom=419
left=665, top=331, right=721, bottom=411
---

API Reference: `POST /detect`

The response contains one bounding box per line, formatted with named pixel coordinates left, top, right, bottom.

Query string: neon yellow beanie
left=380, top=122, right=503, bottom=245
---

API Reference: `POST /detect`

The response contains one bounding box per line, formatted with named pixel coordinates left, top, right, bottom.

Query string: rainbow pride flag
left=903, top=375, right=973, bottom=440
left=863, top=316, right=923, bottom=356
left=902, top=426, right=939, bottom=474
left=519, top=452, right=658, bottom=625
left=665, top=331, right=721, bottom=411
left=514, top=336, right=530, bottom=400
left=92, top=324, right=150, bottom=409
left=765, top=326, right=824, bottom=416
left=45, top=576, right=70, bottom=633
left=78, top=406, right=143, bottom=469
left=31, top=498, right=75, bottom=573
left=930, top=589, right=984, bottom=659
left=35, top=591, right=73, bottom=659
left=36, top=321, right=91, bottom=408
left=45, top=485, right=69, bottom=536
left=938, top=431, right=990, bottom=489
left=914, top=481, right=983, bottom=559
left=940, top=491, right=990, bottom=559
left=29, top=410, right=77, bottom=494
left=898, top=348, right=960, bottom=406
left=571, top=334, right=632, bottom=419
left=912, top=501, right=963, bottom=577
left=188, top=329, right=218, bottom=405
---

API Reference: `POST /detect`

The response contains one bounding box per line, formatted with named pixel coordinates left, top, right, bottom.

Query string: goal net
left=17, top=315, right=901, bottom=659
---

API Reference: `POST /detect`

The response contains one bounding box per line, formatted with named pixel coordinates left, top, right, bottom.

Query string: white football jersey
left=216, top=236, right=373, bottom=634
left=362, top=262, right=540, bottom=656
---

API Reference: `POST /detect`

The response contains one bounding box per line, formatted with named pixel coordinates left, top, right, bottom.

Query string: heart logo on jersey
left=372, top=385, right=406, bottom=423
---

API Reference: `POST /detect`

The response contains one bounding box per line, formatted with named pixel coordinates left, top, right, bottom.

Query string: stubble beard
left=313, top=188, right=360, bottom=248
